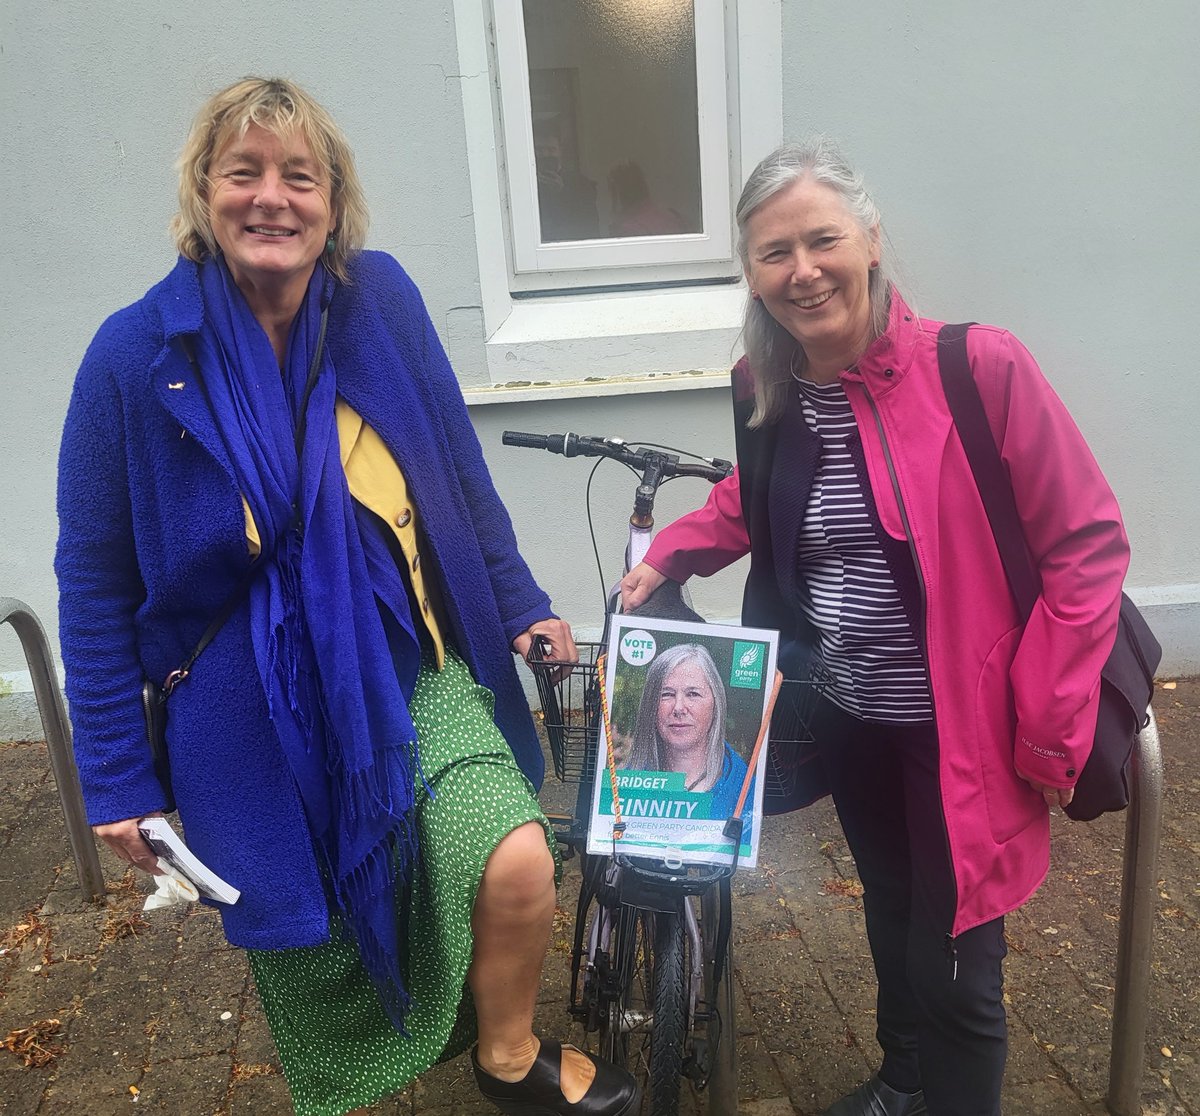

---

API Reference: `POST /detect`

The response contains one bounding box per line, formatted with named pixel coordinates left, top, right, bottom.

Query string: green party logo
left=730, top=641, right=765, bottom=689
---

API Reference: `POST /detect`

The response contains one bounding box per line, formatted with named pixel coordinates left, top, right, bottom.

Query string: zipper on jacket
left=862, top=387, right=960, bottom=958
left=944, top=933, right=959, bottom=981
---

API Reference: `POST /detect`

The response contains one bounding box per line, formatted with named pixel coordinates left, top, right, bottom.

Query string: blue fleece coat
left=55, top=252, right=553, bottom=949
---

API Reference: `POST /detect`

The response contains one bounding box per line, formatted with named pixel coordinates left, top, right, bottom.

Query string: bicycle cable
left=584, top=455, right=640, bottom=613
left=584, top=458, right=608, bottom=615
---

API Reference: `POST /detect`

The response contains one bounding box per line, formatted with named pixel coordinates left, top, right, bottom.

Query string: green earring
left=325, top=233, right=337, bottom=254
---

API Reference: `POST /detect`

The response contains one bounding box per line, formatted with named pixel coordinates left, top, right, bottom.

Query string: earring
left=751, top=289, right=761, bottom=300
left=869, top=260, right=879, bottom=270
left=325, top=233, right=337, bottom=254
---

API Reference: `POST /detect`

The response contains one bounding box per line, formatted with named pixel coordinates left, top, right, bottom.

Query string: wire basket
left=527, top=642, right=604, bottom=785
left=763, top=659, right=833, bottom=804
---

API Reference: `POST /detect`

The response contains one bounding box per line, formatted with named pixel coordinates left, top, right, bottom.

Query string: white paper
left=137, top=817, right=240, bottom=904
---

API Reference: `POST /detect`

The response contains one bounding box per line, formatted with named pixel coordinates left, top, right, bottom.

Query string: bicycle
left=503, top=430, right=830, bottom=1115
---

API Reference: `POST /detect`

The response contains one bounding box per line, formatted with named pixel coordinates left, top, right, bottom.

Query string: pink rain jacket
left=645, top=294, right=1129, bottom=934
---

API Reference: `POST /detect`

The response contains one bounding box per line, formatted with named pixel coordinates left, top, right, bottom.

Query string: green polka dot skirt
left=248, top=647, right=557, bottom=1116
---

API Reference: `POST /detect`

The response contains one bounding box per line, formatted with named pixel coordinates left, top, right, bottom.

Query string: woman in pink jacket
left=621, top=140, right=1128, bottom=1116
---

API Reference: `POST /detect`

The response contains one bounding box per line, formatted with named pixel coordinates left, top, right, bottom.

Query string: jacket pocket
left=975, top=626, right=1043, bottom=844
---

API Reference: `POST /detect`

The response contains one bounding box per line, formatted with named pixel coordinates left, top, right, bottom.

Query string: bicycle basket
left=763, top=659, right=833, bottom=803
left=526, top=642, right=604, bottom=784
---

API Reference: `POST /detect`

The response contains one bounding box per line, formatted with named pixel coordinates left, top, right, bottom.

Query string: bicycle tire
left=596, top=906, right=688, bottom=1116
left=648, top=911, right=686, bottom=1116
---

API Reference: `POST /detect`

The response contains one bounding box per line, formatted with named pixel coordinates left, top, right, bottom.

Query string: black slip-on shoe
left=471, top=1037, right=641, bottom=1116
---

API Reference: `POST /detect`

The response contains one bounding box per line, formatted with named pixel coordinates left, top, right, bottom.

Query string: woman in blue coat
left=55, top=76, right=637, bottom=1116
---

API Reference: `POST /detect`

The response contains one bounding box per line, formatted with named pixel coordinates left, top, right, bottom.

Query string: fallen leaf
left=1, top=1019, right=64, bottom=1068
left=231, top=1062, right=278, bottom=1083
left=822, top=877, right=865, bottom=899
left=0, top=912, right=48, bottom=953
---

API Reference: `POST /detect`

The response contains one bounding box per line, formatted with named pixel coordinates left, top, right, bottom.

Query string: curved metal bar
left=1106, top=708, right=1163, bottom=1115
left=1, top=596, right=105, bottom=903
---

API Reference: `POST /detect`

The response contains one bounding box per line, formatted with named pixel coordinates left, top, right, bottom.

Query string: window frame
left=451, top=0, right=782, bottom=397
left=492, top=0, right=734, bottom=276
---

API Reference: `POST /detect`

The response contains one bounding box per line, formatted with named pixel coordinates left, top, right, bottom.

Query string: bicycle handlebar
left=501, top=430, right=557, bottom=450
left=502, top=429, right=733, bottom=485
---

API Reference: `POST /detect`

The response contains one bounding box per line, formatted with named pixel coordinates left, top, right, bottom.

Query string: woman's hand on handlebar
left=620, top=562, right=668, bottom=611
left=93, top=815, right=165, bottom=875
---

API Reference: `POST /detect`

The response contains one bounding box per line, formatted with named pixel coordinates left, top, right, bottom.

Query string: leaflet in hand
left=136, top=816, right=240, bottom=904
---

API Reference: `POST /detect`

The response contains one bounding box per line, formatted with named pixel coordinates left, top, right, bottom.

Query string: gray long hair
left=736, top=137, right=904, bottom=427
left=627, top=643, right=727, bottom=790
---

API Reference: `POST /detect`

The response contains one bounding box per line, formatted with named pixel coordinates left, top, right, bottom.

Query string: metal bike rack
left=1106, top=708, right=1163, bottom=1116
left=1, top=596, right=105, bottom=903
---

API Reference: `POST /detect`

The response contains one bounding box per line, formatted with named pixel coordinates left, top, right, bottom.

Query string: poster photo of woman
left=588, top=616, right=779, bottom=868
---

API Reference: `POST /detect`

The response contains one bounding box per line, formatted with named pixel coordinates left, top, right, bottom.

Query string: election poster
left=586, top=615, right=780, bottom=869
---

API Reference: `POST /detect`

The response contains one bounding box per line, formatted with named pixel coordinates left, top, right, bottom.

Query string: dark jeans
left=812, top=699, right=1008, bottom=1116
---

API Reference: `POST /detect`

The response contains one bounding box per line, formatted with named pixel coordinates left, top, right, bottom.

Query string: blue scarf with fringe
left=196, top=258, right=421, bottom=1029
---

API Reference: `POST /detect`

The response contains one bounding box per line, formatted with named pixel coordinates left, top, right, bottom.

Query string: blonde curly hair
left=170, top=76, right=368, bottom=283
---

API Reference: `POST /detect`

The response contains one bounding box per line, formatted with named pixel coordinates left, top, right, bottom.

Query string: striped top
left=794, top=378, right=932, bottom=723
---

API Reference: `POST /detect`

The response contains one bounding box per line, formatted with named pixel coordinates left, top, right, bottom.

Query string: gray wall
left=3, top=1, right=1197, bottom=697
left=780, top=0, right=1200, bottom=638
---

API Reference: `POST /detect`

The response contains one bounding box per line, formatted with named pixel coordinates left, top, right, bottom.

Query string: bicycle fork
left=577, top=863, right=705, bottom=1050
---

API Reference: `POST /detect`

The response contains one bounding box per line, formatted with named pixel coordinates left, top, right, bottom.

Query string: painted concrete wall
left=778, top=0, right=1200, bottom=668
left=3, top=0, right=1197, bottom=715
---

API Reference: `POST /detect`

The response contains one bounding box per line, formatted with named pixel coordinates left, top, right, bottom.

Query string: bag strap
left=163, top=564, right=258, bottom=694
left=290, top=306, right=330, bottom=462
left=164, top=308, right=329, bottom=695
left=936, top=323, right=1042, bottom=622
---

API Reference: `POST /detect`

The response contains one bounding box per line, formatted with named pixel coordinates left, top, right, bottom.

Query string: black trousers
left=812, top=699, right=1008, bottom=1116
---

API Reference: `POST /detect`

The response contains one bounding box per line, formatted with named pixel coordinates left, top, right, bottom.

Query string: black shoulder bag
left=144, top=311, right=329, bottom=812
left=936, top=322, right=1161, bottom=821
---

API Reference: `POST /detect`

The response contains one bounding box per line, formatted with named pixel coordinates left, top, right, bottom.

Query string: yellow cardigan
left=243, top=399, right=448, bottom=666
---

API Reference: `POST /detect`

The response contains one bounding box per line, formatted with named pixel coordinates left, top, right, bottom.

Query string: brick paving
left=1, top=679, right=1196, bottom=1114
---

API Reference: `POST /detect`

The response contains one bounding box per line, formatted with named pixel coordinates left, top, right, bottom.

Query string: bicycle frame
left=615, top=522, right=653, bottom=609
left=505, top=428, right=739, bottom=1115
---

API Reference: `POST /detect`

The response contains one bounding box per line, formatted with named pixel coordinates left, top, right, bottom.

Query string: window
left=452, top=0, right=782, bottom=394
left=493, top=0, right=733, bottom=281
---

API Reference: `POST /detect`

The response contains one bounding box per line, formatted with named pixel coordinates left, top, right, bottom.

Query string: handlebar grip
left=502, top=430, right=551, bottom=449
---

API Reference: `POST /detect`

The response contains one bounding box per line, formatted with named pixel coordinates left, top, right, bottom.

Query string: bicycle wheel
left=600, top=905, right=687, bottom=1116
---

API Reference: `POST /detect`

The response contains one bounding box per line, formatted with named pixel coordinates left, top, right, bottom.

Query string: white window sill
left=463, top=368, right=730, bottom=406
left=469, top=284, right=746, bottom=403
